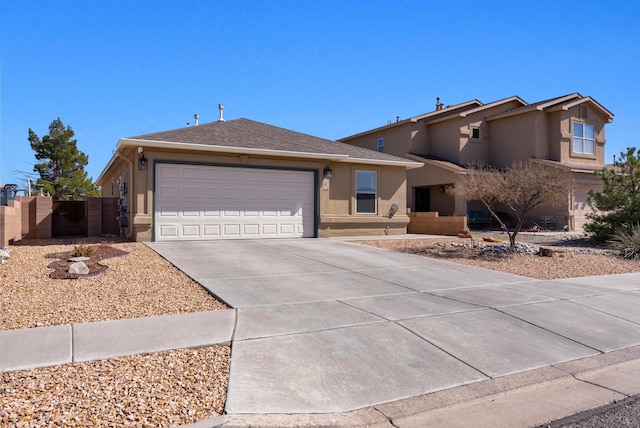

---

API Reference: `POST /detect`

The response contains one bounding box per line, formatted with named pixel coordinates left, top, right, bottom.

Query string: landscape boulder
left=69, top=261, right=90, bottom=275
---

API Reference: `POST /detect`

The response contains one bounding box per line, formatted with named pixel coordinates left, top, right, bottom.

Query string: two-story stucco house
left=340, top=93, right=614, bottom=231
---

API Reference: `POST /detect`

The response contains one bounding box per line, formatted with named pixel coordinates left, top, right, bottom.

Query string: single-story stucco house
left=96, top=113, right=422, bottom=241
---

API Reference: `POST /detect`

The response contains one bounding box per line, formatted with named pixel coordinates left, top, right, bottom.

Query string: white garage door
left=154, top=163, right=315, bottom=241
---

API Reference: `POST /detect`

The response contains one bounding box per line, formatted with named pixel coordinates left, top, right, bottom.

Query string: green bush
left=608, top=226, right=640, bottom=260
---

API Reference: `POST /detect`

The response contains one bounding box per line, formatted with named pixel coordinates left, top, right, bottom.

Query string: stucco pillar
left=454, top=195, right=467, bottom=216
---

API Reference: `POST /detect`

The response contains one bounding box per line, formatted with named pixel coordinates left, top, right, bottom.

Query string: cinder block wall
left=0, top=200, right=22, bottom=246
left=0, top=196, right=53, bottom=246
left=407, top=212, right=467, bottom=236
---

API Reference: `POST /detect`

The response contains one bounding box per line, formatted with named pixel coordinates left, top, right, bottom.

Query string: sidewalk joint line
left=492, top=307, right=603, bottom=354
left=394, top=321, right=491, bottom=379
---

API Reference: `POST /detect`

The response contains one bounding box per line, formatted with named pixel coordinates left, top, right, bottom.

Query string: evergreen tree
left=29, top=118, right=100, bottom=200
left=585, top=147, right=640, bottom=243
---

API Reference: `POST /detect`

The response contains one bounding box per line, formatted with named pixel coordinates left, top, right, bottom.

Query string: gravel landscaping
left=355, top=232, right=640, bottom=280
left=1, top=238, right=229, bottom=426
left=1, top=234, right=639, bottom=426
left=0, top=239, right=227, bottom=331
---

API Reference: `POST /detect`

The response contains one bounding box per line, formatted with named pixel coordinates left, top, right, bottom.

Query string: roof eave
left=119, top=138, right=420, bottom=168
left=118, top=138, right=350, bottom=161
left=95, top=150, right=121, bottom=186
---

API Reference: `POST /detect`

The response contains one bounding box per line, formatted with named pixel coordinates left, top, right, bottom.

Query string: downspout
left=116, top=150, right=134, bottom=239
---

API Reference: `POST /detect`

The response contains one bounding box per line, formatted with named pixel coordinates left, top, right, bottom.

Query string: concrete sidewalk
left=0, top=310, right=235, bottom=371
left=3, top=238, right=640, bottom=427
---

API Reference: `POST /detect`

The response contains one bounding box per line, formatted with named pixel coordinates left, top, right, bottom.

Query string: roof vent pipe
left=194, top=114, right=199, bottom=126
left=435, top=97, right=444, bottom=111
left=218, top=104, right=225, bottom=122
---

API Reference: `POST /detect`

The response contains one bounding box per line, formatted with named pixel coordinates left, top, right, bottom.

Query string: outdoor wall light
left=323, top=166, right=333, bottom=179
left=138, top=153, right=148, bottom=170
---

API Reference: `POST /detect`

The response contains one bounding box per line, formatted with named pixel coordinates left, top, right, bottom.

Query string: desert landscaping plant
left=585, top=147, right=640, bottom=243
left=607, top=225, right=640, bottom=260
left=449, top=161, right=572, bottom=247
left=71, top=244, right=97, bottom=259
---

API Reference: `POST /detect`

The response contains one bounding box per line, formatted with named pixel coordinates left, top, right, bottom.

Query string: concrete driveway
left=147, top=239, right=640, bottom=415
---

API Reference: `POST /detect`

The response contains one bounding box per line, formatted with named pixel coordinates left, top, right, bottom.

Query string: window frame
left=572, top=122, right=595, bottom=155
left=355, top=170, right=377, bottom=214
left=377, top=138, right=384, bottom=153
left=471, top=127, right=480, bottom=139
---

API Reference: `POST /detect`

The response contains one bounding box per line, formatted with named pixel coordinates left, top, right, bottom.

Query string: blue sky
left=1, top=0, right=639, bottom=185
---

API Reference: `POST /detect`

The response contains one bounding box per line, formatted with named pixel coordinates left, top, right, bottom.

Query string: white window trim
left=572, top=122, right=595, bottom=155
left=355, top=170, right=377, bottom=214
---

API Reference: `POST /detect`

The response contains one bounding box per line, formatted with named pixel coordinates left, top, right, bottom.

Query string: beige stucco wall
left=559, top=105, right=607, bottom=167
left=427, top=119, right=461, bottom=163
left=98, top=146, right=412, bottom=241
left=488, top=112, right=538, bottom=167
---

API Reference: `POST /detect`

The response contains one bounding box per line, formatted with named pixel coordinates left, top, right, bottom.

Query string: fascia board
left=405, top=153, right=467, bottom=173
left=118, top=138, right=350, bottom=161
left=95, top=151, right=121, bottom=186
left=536, top=93, right=581, bottom=110
left=560, top=97, right=614, bottom=122
left=338, top=157, right=424, bottom=169
left=459, top=96, right=527, bottom=117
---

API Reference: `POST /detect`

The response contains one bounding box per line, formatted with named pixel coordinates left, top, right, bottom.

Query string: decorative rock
left=0, top=248, right=9, bottom=259
left=69, top=261, right=90, bottom=275
left=538, top=247, right=568, bottom=258
left=457, top=230, right=473, bottom=239
left=68, top=256, right=90, bottom=262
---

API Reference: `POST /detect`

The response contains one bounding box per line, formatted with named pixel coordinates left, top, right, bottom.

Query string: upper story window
left=573, top=123, right=595, bottom=155
left=471, top=127, right=480, bottom=139
left=355, top=170, right=377, bottom=214
left=377, top=138, right=384, bottom=153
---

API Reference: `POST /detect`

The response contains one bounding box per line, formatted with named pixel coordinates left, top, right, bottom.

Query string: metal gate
left=52, top=200, right=86, bottom=237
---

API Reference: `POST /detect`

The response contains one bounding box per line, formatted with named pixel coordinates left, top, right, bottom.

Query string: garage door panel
left=159, top=224, right=179, bottom=238
left=182, top=225, right=200, bottom=237
left=203, top=225, right=221, bottom=237
left=158, top=165, right=179, bottom=178
left=155, top=164, right=315, bottom=241
left=182, top=167, right=201, bottom=179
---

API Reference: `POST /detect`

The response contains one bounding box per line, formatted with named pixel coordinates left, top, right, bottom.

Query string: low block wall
left=0, top=200, right=22, bottom=246
left=407, top=212, right=467, bottom=236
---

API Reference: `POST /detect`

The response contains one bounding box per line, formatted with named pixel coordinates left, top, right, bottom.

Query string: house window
left=573, top=123, right=595, bottom=154
left=356, top=170, right=377, bottom=214
left=377, top=138, right=384, bottom=153
left=471, top=127, right=480, bottom=139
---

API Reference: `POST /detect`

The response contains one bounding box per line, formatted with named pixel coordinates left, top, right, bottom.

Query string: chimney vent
left=194, top=114, right=199, bottom=126
left=218, top=104, right=225, bottom=122
left=435, top=97, right=444, bottom=111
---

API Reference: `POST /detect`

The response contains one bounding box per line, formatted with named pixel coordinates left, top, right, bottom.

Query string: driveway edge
left=185, top=345, right=640, bottom=427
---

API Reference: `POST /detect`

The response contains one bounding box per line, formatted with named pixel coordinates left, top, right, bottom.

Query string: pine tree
left=585, top=147, right=640, bottom=243
left=28, top=118, right=100, bottom=200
